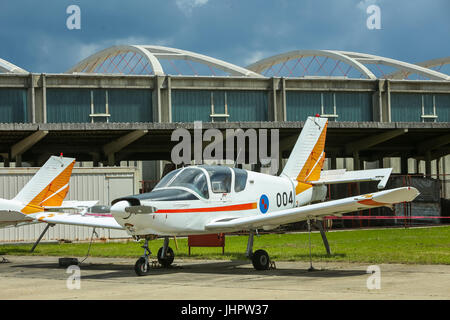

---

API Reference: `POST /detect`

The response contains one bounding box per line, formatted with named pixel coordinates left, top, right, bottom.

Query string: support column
left=386, top=80, right=391, bottom=122
left=152, top=76, right=163, bottom=123
left=269, top=77, right=279, bottom=121
left=373, top=79, right=384, bottom=122
left=28, top=74, right=36, bottom=123
left=425, top=151, right=432, bottom=177
left=89, top=152, right=100, bottom=167
left=353, top=151, right=360, bottom=171
left=330, top=155, right=337, bottom=170
left=42, top=73, right=47, bottom=123
left=16, top=155, right=22, bottom=167
left=436, top=157, right=440, bottom=180
left=401, top=154, right=409, bottom=175
left=0, top=153, right=10, bottom=168
left=378, top=157, right=384, bottom=169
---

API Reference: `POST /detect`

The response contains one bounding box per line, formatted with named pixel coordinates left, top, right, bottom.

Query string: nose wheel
left=134, top=257, right=150, bottom=276
left=135, top=238, right=152, bottom=276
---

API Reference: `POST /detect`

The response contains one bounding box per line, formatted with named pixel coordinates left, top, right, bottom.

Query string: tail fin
left=281, top=116, right=328, bottom=192
left=14, top=156, right=75, bottom=214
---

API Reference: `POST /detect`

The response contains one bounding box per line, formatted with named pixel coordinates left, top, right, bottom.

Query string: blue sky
left=0, top=0, right=449, bottom=73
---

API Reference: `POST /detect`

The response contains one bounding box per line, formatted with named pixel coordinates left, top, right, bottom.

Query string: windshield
left=164, top=167, right=209, bottom=199
left=154, top=168, right=182, bottom=189
left=136, top=189, right=199, bottom=201
left=203, top=166, right=232, bottom=193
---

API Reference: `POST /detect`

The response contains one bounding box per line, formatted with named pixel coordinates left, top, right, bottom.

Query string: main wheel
left=134, top=257, right=150, bottom=276
left=252, top=249, right=270, bottom=270
left=157, top=246, right=175, bottom=268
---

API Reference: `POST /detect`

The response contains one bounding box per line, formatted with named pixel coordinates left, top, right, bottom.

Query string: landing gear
left=246, top=230, right=271, bottom=271
left=134, top=238, right=151, bottom=276
left=157, top=247, right=174, bottom=267
left=134, top=257, right=150, bottom=276
left=134, top=236, right=175, bottom=276
left=252, top=249, right=270, bottom=270
left=157, top=237, right=174, bottom=268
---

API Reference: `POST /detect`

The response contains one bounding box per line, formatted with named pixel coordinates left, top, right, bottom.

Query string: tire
left=157, top=247, right=175, bottom=267
left=134, top=257, right=150, bottom=276
left=252, top=249, right=270, bottom=270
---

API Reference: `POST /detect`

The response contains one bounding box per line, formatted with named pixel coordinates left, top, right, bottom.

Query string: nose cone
left=110, top=200, right=131, bottom=219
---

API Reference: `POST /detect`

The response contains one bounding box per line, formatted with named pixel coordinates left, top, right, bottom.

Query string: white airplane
left=25, top=117, right=420, bottom=275
left=0, top=156, right=99, bottom=249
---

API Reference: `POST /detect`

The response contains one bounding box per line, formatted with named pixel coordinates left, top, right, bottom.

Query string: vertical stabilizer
left=13, top=156, right=75, bottom=214
left=280, top=116, right=328, bottom=193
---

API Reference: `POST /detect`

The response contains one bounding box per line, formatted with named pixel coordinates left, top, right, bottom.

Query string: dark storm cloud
left=0, top=0, right=448, bottom=73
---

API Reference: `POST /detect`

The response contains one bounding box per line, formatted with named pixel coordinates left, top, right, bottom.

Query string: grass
left=1, top=226, right=449, bottom=265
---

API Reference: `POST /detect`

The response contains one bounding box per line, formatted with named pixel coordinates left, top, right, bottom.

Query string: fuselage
left=111, top=166, right=326, bottom=237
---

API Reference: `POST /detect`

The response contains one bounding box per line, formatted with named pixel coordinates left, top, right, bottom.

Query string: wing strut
left=30, top=223, right=54, bottom=252
left=307, top=219, right=315, bottom=272
left=314, top=221, right=331, bottom=256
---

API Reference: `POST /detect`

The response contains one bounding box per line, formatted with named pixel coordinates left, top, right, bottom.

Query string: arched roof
left=0, top=57, right=28, bottom=74
left=67, top=45, right=263, bottom=77
left=247, top=50, right=450, bottom=81
left=66, top=45, right=450, bottom=81
left=388, top=56, right=450, bottom=80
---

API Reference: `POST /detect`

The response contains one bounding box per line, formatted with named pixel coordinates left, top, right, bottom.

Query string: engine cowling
left=110, top=200, right=132, bottom=219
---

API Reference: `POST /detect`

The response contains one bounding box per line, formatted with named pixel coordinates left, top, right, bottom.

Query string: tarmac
left=0, top=255, right=449, bottom=300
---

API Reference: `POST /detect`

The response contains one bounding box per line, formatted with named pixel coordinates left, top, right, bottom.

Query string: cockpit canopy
left=152, top=165, right=248, bottom=200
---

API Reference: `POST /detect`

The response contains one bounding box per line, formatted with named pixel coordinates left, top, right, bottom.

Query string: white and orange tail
left=280, top=116, right=328, bottom=194
left=13, top=156, right=75, bottom=214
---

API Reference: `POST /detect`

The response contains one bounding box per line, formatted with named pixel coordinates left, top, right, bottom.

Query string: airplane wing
left=32, top=212, right=124, bottom=230
left=309, top=168, right=392, bottom=189
left=205, top=187, right=419, bottom=232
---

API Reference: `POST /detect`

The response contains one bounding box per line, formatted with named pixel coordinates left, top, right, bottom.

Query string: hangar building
left=0, top=45, right=449, bottom=241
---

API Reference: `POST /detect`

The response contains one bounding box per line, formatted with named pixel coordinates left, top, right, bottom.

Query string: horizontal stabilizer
left=310, top=168, right=392, bottom=189
left=43, top=200, right=99, bottom=211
